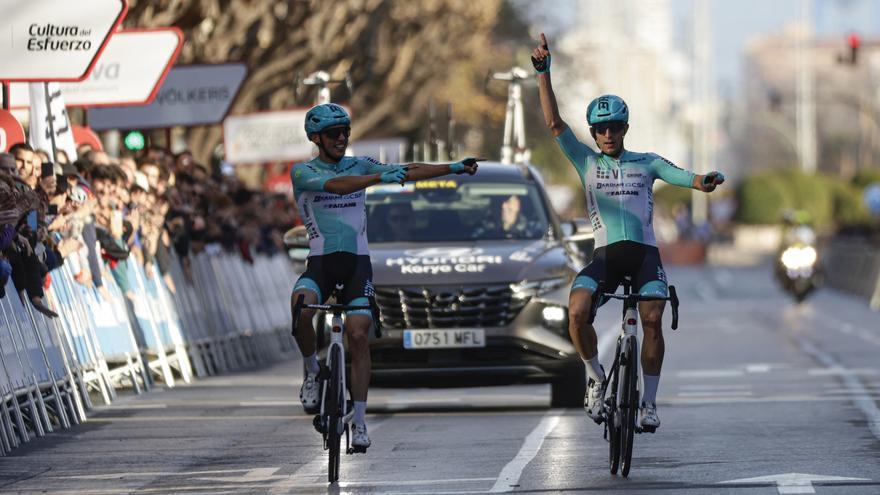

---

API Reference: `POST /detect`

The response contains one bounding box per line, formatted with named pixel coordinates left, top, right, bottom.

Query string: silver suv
left=362, top=161, right=587, bottom=407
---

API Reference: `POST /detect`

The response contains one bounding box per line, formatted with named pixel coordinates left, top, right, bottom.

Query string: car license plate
left=403, top=329, right=486, bottom=349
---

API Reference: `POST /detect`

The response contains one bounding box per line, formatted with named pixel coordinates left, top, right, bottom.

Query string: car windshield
left=366, top=179, right=550, bottom=242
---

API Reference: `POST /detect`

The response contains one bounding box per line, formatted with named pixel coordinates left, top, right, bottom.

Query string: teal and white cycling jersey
left=290, top=156, right=396, bottom=256
left=556, top=127, right=695, bottom=248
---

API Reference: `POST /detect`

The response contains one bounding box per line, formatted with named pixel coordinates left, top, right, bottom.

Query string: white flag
left=28, top=82, right=78, bottom=163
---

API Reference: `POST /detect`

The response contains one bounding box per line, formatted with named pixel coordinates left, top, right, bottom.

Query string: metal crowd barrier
left=0, top=250, right=299, bottom=455
left=823, top=237, right=880, bottom=310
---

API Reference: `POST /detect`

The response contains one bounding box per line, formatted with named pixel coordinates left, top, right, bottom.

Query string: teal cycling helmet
left=586, top=95, right=629, bottom=125
left=304, top=103, right=351, bottom=135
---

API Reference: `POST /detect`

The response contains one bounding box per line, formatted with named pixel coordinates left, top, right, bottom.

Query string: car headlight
left=510, top=277, right=569, bottom=300
left=541, top=304, right=568, bottom=331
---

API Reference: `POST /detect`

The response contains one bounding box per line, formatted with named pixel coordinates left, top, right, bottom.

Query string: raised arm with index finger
left=532, top=33, right=568, bottom=137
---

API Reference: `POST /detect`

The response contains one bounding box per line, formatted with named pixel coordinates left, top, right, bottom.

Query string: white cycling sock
left=583, top=356, right=605, bottom=383
left=304, top=353, right=320, bottom=376
left=352, top=401, right=367, bottom=425
left=642, top=374, right=660, bottom=405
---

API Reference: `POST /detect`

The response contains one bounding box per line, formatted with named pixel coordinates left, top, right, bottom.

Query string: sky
left=673, top=0, right=880, bottom=97
left=515, top=0, right=880, bottom=99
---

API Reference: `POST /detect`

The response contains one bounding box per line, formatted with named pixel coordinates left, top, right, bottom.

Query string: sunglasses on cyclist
left=591, top=121, right=626, bottom=135
left=323, top=127, right=351, bottom=140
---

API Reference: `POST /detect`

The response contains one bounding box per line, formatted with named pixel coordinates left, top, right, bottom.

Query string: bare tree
left=125, top=0, right=505, bottom=162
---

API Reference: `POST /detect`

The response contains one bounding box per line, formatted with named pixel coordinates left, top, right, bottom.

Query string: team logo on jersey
left=364, top=157, right=384, bottom=166
left=364, top=279, right=375, bottom=298
left=596, top=165, right=618, bottom=180
left=658, top=155, right=685, bottom=171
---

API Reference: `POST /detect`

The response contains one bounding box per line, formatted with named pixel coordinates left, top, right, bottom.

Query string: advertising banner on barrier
left=86, top=63, right=248, bottom=131
left=0, top=109, right=26, bottom=151
left=223, top=109, right=315, bottom=164
left=3, top=28, right=183, bottom=109
left=0, top=0, right=128, bottom=82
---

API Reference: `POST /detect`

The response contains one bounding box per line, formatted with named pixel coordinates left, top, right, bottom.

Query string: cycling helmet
left=586, top=95, right=629, bottom=125
left=304, top=103, right=351, bottom=135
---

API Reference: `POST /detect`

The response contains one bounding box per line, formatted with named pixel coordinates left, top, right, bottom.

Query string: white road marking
left=677, top=369, right=745, bottom=378
left=86, top=415, right=304, bottom=422
left=676, top=391, right=754, bottom=397
left=195, top=467, right=285, bottom=483
left=720, top=472, right=870, bottom=494
left=99, top=404, right=168, bottom=410
left=57, top=468, right=266, bottom=480
left=678, top=384, right=751, bottom=391
left=800, top=341, right=880, bottom=440
left=745, top=363, right=773, bottom=373
left=237, top=401, right=297, bottom=407
left=489, top=410, right=560, bottom=493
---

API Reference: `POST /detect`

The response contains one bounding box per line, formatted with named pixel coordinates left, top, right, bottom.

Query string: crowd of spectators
left=0, top=141, right=299, bottom=318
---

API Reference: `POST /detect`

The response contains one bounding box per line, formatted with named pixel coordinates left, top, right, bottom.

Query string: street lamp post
left=489, top=67, right=532, bottom=165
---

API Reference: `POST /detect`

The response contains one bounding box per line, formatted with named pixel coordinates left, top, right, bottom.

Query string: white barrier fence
left=0, top=251, right=297, bottom=455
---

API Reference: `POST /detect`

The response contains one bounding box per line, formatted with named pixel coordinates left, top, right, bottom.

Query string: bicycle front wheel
left=326, top=347, right=343, bottom=483
left=620, top=337, right=639, bottom=477
left=608, top=341, right=622, bottom=474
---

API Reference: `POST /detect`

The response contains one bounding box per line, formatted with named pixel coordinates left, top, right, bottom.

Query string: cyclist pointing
left=290, top=103, right=479, bottom=450
left=531, top=34, right=724, bottom=430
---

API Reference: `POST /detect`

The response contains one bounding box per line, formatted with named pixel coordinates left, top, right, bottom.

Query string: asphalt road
left=1, top=264, right=878, bottom=494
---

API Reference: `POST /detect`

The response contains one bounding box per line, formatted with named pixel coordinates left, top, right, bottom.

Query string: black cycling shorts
left=293, top=252, right=374, bottom=315
left=571, top=240, right=668, bottom=297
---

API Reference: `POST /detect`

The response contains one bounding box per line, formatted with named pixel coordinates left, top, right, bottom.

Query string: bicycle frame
left=321, top=311, right=348, bottom=450
left=587, top=281, right=679, bottom=477
left=291, top=294, right=380, bottom=483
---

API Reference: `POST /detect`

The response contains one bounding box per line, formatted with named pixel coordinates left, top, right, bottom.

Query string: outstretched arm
left=293, top=162, right=407, bottom=196
left=650, top=155, right=725, bottom=193
left=532, top=33, right=568, bottom=137
left=403, top=158, right=481, bottom=181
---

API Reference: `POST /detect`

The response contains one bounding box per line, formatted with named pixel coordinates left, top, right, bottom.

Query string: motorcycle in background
left=775, top=212, right=821, bottom=302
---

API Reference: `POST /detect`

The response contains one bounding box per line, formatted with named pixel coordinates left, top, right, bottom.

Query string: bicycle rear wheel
left=620, top=337, right=639, bottom=477
left=326, top=348, right=342, bottom=483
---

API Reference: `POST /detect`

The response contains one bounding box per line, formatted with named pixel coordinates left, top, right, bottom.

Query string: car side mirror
left=283, top=226, right=310, bottom=262
left=561, top=219, right=595, bottom=262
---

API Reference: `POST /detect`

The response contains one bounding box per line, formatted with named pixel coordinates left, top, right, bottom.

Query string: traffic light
left=841, top=33, right=860, bottom=64
left=123, top=130, right=145, bottom=151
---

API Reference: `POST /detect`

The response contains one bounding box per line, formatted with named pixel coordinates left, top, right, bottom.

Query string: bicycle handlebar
left=587, top=283, right=680, bottom=330
left=291, top=294, right=383, bottom=338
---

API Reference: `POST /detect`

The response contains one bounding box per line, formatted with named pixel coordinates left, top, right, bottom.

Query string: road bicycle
left=588, top=278, right=679, bottom=477
left=291, top=290, right=381, bottom=483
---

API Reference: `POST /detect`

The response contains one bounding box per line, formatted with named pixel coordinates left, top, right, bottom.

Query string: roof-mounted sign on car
left=0, top=0, right=128, bottom=82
